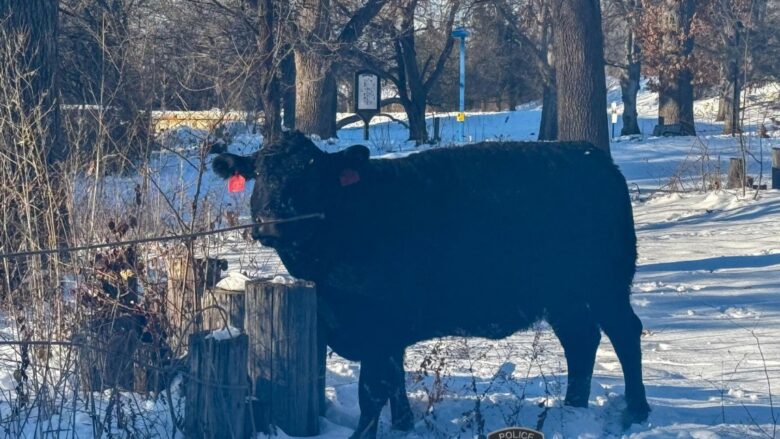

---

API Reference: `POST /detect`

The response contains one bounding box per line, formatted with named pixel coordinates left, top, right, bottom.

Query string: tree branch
left=423, top=0, right=460, bottom=91
left=337, top=0, right=390, bottom=46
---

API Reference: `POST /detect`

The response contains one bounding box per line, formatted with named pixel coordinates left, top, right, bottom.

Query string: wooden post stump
left=772, top=147, right=780, bottom=190
left=165, top=254, right=227, bottom=352
left=185, top=330, right=249, bottom=439
left=245, top=278, right=324, bottom=436
left=727, top=157, right=746, bottom=189
left=202, top=288, right=245, bottom=331
left=75, top=316, right=140, bottom=392
left=133, top=336, right=169, bottom=394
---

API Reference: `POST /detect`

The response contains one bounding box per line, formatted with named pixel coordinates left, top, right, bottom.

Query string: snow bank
left=215, top=271, right=250, bottom=291
left=270, top=274, right=297, bottom=285
left=206, top=326, right=241, bottom=341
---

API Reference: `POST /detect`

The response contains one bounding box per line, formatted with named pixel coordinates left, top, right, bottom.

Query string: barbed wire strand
left=0, top=213, right=324, bottom=260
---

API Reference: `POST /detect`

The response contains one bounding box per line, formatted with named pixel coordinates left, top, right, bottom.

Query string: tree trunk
left=722, top=21, right=741, bottom=135
left=253, top=0, right=282, bottom=143
left=403, top=98, right=428, bottom=144
left=721, top=71, right=739, bottom=134
left=0, top=0, right=62, bottom=164
left=294, top=51, right=338, bottom=139
left=538, top=17, right=557, bottom=141
left=553, top=0, right=610, bottom=153
left=620, top=13, right=641, bottom=136
left=658, top=72, right=696, bottom=135
left=656, top=0, right=696, bottom=136
left=281, top=48, right=296, bottom=130
left=539, top=81, right=558, bottom=140
left=716, top=83, right=727, bottom=122
left=507, top=81, right=519, bottom=111
left=0, top=0, right=69, bottom=268
left=620, top=64, right=641, bottom=136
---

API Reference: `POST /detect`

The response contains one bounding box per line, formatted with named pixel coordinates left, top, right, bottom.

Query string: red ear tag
left=340, top=169, right=360, bottom=187
left=228, top=173, right=246, bottom=193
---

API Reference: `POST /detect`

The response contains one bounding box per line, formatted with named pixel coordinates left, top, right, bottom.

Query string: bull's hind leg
left=548, top=304, right=601, bottom=407
left=593, top=296, right=650, bottom=426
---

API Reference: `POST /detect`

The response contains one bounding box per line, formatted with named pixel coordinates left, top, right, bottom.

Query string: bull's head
left=212, top=131, right=369, bottom=248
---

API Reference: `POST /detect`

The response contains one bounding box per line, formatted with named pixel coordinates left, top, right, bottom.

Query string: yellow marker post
left=456, top=112, right=466, bottom=122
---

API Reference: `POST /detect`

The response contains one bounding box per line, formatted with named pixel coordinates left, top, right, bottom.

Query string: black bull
left=213, top=131, right=650, bottom=437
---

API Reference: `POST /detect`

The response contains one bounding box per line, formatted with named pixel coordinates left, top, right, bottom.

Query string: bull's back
left=321, top=142, right=637, bottom=353
left=375, top=141, right=636, bottom=280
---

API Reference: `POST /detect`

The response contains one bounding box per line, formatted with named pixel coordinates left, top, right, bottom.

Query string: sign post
left=610, top=102, right=619, bottom=141
left=354, top=70, right=381, bottom=141
left=451, top=27, right=470, bottom=141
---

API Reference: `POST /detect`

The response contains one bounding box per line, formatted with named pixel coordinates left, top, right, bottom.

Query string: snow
left=215, top=270, right=251, bottom=291
left=270, top=274, right=297, bottom=285
left=3, top=82, right=780, bottom=438
left=206, top=326, right=242, bottom=340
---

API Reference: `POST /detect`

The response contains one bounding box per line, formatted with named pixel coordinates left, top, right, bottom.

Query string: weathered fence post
left=202, top=288, right=246, bottom=330
left=76, top=318, right=139, bottom=391
left=245, top=278, right=324, bottom=436
left=185, top=330, right=249, bottom=439
left=772, top=147, right=780, bottom=190
left=76, top=314, right=170, bottom=394
left=727, top=157, right=746, bottom=189
left=165, top=254, right=227, bottom=351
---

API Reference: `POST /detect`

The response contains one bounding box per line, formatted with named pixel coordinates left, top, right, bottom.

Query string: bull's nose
left=252, top=220, right=280, bottom=241
left=251, top=224, right=264, bottom=241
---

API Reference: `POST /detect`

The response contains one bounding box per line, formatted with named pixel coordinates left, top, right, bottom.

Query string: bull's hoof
left=622, top=401, right=650, bottom=429
left=563, top=396, right=589, bottom=408
left=563, top=376, right=592, bottom=408
left=348, top=431, right=377, bottom=439
left=392, top=416, right=414, bottom=432
left=349, top=419, right=378, bottom=439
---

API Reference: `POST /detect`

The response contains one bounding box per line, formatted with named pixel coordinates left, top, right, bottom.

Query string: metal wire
left=0, top=213, right=325, bottom=260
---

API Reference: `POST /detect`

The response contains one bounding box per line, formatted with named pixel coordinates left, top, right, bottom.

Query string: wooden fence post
left=727, top=157, right=746, bottom=189
left=244, top=278, right=324, bottom=436
left=202, top=288, right=245, bottom=330
left=165, top=254, right=227, bottom=352
left=772, top=147, right=780, bottom=190
left=185, top=331, right=249, bottom=439
left=76, top=318, right=139, bottom=391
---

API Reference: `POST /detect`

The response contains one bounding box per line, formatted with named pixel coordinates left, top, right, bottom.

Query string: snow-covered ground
left=2, top=82, right=780, bottom=437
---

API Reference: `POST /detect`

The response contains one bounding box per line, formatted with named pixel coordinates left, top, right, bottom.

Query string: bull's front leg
left=351, top=350, right=413, bottom=439
left=388, top=349, right=413, bottom=431
left=351, top=356, right=389, bottom=439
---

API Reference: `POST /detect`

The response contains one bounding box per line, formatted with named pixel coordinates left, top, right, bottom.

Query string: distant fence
left=151, top=110, right=263, bottom=134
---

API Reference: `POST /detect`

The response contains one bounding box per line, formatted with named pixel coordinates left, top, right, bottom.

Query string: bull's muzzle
left=252, top=219, right=280, bottom=243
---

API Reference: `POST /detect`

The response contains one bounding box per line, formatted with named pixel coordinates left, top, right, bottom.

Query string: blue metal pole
left=459, top=36, right=465, bottom=141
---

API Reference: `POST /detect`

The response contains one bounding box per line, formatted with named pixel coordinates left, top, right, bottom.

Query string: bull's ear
left=336, top=144, right=370, bottom=168
left=212, top=153, right=256, bottom=180
left=332, top=144, right=369, bottom=187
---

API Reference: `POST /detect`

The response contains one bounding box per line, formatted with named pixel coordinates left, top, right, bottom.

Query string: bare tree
left=607, top=0, right=643, bottom=136
left=292, top=0, right=389, bottom=138
left=352, top=0, right=460, bottom=144
left=640, top=0, right=696, bottom=136
left=1, top=0, right=63, bottom=164
left=496, top=0, right=558, bottom=140
left=0, top=0, right=68, bottom=263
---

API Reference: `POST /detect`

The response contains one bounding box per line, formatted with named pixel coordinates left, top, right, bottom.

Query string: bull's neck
left=274, top=245, right=326, bottom=283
